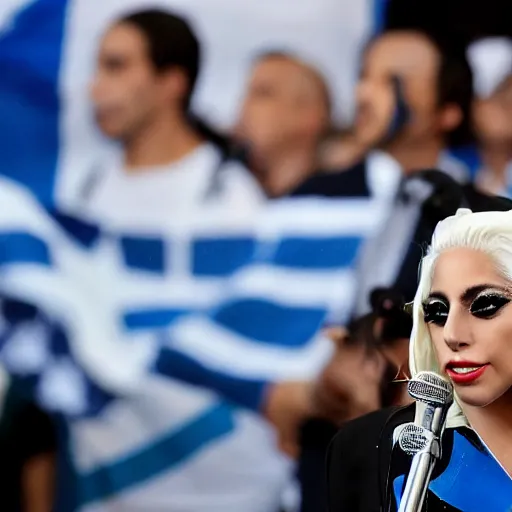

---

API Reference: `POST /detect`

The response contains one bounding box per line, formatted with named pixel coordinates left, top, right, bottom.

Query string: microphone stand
left=398, top=431, right=440, bottom=512
left=397, top=372, right=453, bottom=512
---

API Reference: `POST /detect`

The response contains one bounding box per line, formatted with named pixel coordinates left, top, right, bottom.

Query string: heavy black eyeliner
left=422, top=298, right=449, bottom=326
left=470, top=293, right=511, bottom=318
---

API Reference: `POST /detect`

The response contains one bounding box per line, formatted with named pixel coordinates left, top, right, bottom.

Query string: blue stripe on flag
left=79, top=403, right=235, bottom=505
left=1, top=297, right=39, bottom=323
left=0, top=316, right=115, bottom=419
left=214, top=298, right=325, bottom=347
left=0, top=0, right=71, bottom=203
left=272, top=236, right=363, bottom=269
left=123, top=308, right=190, bottom=331
left=0, top=232, right=51, bottom=266
left=155, top=346, right=267, bottom=411
left=49, top=210, right=102, bottom=248
left=119, top=236, right=166, bottom=274
left=79, top=374, right=115, bottom=418
left=192, top=237, right=255, bottom=276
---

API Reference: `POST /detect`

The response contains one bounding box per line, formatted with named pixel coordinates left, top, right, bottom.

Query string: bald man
left=234, top=52, right=332, bottom=197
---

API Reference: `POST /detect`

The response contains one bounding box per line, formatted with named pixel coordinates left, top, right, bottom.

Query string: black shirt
left=327, top=405, right=468, bottom=512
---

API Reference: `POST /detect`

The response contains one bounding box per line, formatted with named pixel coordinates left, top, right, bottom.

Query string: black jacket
left=327, top=405, right=512, bottom=511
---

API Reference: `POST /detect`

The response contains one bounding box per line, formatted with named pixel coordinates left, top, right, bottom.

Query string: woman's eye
left=470, top=294, right=510, bottom=319
left=423, top=301, right=448, bottom=326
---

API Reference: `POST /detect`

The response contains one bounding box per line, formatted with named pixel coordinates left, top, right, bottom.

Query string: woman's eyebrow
left=460, top=284, right=509, bottom=304
left=424, top=291, right=447, bottom=302
left=426, top=284, right=509, bottom=305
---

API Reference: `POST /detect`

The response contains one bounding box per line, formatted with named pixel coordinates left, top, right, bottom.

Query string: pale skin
left=426, top=247, right=512, bottom=477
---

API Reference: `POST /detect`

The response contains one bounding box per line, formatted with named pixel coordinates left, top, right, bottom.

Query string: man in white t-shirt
left=84, top=8, right=263, bottom=222
left=67, top=8, right=316, bottom=512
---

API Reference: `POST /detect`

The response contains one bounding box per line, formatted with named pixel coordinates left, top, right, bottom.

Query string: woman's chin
left=456, top=385, right=508, bottom=409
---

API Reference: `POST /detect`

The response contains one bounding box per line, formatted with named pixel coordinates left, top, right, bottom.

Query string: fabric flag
left=0, top=175, right=385, bottom=510
left=0, top=1, right=386, bottom=509
left=0, top=175, right=384, bottom=417
left=0, top=0, right=379, bottom=203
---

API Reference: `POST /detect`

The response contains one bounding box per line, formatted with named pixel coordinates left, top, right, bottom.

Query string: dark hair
left=119, top=9, right=201, bottom=110
left=188, top=114, right=233, bottom=158
left=344, top=288, right=412, bottom=350
left=433, top=37, right=475, bottom=147
left=370, top=287, right=413, bottom=343
left=114, top=10, right=242, bottom=160
left=344, top=295, right=411, bottom=408
left=344, top=312, right=378, bottom=349
left=366, top=30, right=475, bottom=147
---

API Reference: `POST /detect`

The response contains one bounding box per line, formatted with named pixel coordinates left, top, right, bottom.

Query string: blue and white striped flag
left=0, top=174, right=386, bottom=510
left=0, top=2, right=388, bottom=510
left=0, top=175, right=384, bottom=416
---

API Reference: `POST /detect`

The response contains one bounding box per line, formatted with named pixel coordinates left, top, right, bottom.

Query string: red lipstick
left=446, top=361, right=489, bottom=385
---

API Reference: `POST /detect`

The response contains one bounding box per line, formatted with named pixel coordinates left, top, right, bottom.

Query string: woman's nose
left=443, top=311, right=471, bottom=352
left=444, top=335, right=470, bottom=352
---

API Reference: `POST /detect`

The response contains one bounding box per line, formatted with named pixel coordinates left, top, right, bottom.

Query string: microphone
left=396, top=371, right=453, bottom=512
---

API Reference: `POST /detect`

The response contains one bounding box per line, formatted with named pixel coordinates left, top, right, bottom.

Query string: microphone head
left=407, top=371, right=453, bottom=406
left=398, top=423, right=432, bottom=456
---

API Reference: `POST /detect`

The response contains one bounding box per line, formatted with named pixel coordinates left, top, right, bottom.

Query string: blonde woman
left=327, top=208, right=512, bottom=511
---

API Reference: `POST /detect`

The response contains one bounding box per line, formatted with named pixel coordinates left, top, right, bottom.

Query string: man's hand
left=263, top=380, right=314, bottom=458
left=313, top=327, right=386, bottom=426
left=263, top=326, right=387, bottom=456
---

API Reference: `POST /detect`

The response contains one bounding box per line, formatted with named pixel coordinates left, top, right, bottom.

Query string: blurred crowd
left=2, top=0, right=512, bottom=511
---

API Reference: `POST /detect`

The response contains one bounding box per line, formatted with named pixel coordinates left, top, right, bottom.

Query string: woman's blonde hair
left=408, top=208, right=512, bottom=427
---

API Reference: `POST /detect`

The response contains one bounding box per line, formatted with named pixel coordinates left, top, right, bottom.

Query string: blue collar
left=394, top=430, right=512, bottom=511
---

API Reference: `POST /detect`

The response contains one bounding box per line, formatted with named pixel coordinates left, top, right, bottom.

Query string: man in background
left=234, top=52, right=331, bottom=197
left=294, top=30, right=512, bottom=512
left=82, top=9, right=263, bottom=219
left=62, top=9, right=313, bottom=512
left=295, top=29, right=479, bottom=311
left=294, top=27, right=511, bottom=478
